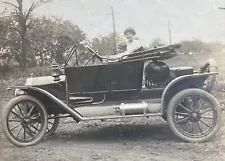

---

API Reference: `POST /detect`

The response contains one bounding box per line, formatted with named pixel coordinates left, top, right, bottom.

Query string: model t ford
left=1, top=42, right=222, bottom=146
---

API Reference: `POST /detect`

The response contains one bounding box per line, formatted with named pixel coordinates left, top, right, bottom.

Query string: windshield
left=64, top=45, right=100, bottom=67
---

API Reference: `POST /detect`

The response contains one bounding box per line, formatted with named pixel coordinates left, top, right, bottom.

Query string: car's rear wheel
left=45, top=114, right=60, bottom=137
left=167, top=88, right=222, bottom=142
left=1, top=95, right=48, bottom=147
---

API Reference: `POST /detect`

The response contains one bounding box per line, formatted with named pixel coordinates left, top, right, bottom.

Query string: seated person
left=117, top=41, right=127, bottom=53
left=108, top=27, right=143, bottom=60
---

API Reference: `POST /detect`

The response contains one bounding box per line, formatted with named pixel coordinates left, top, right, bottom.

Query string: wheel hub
left=22, top=118, right=31, bottom=123
left=190, top=112, right=200, bottom=122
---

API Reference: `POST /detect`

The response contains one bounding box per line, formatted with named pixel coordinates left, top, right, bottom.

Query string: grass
left=0, top=66, right=51, bottom=100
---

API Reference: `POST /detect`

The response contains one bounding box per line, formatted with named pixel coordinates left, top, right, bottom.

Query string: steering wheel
left=199, top=58, right=218, bottom=92
left=85, top=46, right=103, bottom=60
left=85, top=46, right=122, bottom=63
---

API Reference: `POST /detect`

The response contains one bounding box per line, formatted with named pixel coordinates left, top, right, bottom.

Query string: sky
left=1, top=0, right=225, bottom=45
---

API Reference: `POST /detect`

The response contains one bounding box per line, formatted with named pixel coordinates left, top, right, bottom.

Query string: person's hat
left=124, top=27, right=136, bottom=35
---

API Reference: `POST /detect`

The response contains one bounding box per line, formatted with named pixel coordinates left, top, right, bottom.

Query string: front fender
left=7, top=86, right=82, bottom=121
left=161, top=72, right=218, bottom=115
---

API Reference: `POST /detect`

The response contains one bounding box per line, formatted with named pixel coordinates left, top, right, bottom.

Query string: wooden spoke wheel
left=45, top=114, right=60, bottom=137
left=167, top=89, right=222, bottom=142
left=1, top=95, right=47, bottom=147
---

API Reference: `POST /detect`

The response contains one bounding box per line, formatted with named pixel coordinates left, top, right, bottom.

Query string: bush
left=0, top=66, right=51, bottom=80
left=179, top=40, right=212, bottom=55
left=0, top=64, right=13, bottom=78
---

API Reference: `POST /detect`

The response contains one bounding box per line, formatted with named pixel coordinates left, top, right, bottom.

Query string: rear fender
left=8, top=86, right=83, bottom=121
left=161, top=72, right=218, bottom=115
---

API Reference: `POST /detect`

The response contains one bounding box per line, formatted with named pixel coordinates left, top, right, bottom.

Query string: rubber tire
left=45, top=116, right=60, bottom=137
left=1, top=95, right=48, bottom=147
left=167, top=88, right=222, bottom=142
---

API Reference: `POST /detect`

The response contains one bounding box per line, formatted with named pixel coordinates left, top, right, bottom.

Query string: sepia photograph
left=0, top=0, right=225, bottom=160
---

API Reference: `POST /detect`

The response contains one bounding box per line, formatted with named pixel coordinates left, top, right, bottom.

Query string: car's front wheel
left=167, top=88, right=222, bottom=142
left=45, top=114, right=60, bottom=137
left=1, top=95, right=48, bottom=147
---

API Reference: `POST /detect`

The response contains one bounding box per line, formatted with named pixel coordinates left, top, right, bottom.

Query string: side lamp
left=51, top=60, right=61, bottom=81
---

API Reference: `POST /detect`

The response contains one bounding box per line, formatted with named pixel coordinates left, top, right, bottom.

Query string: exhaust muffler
left=119, top=101, right=160, bottom=116
left=119, top=102, right=147, bottom=115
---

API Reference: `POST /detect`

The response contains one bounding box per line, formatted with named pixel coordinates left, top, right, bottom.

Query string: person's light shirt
left=126, top=38, right=141, bottom=54
left=114, top=38, right=142, bottom=58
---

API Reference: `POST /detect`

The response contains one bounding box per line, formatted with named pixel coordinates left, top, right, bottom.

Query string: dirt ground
left=0, top=106, right=225, bottom=161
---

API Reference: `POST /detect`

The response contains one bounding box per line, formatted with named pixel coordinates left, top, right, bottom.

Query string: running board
left=81, top=113, right=162, bottom=121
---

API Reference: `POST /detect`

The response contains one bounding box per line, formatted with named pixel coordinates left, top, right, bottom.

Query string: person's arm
left=107, top=50, right=129, bottom=60
left=115, top=51, right=129, bottom=57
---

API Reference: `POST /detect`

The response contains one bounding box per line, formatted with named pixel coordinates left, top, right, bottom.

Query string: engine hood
left=25, top=75, right=65, bottom=86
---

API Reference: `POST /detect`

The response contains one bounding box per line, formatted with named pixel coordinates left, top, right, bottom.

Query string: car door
left=65, top=60, right=144, bottom=94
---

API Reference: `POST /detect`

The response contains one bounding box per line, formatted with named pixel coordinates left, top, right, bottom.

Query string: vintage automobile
left=1, top=43, right=222, bottom=147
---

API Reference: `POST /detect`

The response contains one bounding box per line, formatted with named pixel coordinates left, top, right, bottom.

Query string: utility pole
left=168, top=20, right=172, bottom=45
left=108, top=6, right=118, bottom=54
left=218, top=7, right=225, bottom=10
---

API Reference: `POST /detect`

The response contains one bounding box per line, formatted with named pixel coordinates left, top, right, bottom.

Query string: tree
left=149, top=38, right=166, bottom=48
left=0, top=15, right=19, bottom=66
left=1, top=0, right=54, bottom=68
left=92, top=33, right=123, bottom=56
left=28, top=16, right=86, bottom=65
left=0, top=15, right=87, bottom=68
left=30, top=17, right=86, bottom=65
left=179, top=39, right=212, bottom=55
